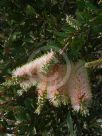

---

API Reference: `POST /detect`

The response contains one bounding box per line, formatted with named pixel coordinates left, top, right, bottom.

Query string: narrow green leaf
left=67, top=112, right=77, bottom=136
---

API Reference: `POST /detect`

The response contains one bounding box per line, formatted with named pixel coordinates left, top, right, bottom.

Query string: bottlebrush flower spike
left=67, top=61, right=92, bottom=111
left=12, top=50, right=55, bottom=89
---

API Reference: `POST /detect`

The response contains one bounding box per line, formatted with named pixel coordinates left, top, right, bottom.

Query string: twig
left=59, top=42, right=69, bottom=55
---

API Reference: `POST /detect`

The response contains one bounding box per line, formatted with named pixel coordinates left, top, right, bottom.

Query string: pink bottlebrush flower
left=12, top=50, right=54, bottom=77
left=12, top=51, right=55, bottom=89
left=67, top=61, right=92, bottom=111
left=12, top=50, right=92, bottom=112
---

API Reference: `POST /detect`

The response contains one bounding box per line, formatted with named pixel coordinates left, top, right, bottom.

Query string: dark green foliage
left=0, top=0, right=102, bottom=135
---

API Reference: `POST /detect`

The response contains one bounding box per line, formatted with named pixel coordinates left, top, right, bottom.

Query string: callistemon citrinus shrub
left=0, top=0, right=102, bottom=135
